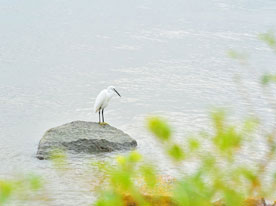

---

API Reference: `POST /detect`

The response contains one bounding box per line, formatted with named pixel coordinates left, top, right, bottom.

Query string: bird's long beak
left=113, top=88, right=121, bottom=97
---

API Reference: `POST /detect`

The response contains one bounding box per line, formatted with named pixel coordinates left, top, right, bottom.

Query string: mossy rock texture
left=36, top=121, right=137, bottom=160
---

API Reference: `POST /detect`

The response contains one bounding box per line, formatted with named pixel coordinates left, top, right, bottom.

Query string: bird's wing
left=94, top=90, right=106, bottom=112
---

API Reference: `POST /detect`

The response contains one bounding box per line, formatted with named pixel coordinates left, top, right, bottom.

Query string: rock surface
left=36, top=121, right=137, bottom=160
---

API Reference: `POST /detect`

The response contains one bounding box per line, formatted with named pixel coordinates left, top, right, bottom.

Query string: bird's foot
left=99, top=122, right=108, bottom=125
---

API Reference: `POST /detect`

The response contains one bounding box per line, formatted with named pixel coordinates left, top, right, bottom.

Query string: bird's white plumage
left=94, top=86, right=121, bottom=113
left=94, top=89, right=107, bottom=112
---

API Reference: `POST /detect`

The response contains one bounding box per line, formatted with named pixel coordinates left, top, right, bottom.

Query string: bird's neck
left=106, top=91, right=115, bottom=99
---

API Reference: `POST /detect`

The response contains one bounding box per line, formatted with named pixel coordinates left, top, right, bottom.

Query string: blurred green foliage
left=95, top=110, right=276, bottom=206
left=227, top=50, right=248, bottom=63
left=259, top=32, right=276, bottom=53
left=50, top=149, right=68, bottom=171
left=260, top=32, right=276, bottom=86
left=95, top=33, right=276, bottom=205
left=0, top=174, right=45, bottom=206
left=148, top=117, right=171, bottom=142
left=262, top=74, right=276, bottom=85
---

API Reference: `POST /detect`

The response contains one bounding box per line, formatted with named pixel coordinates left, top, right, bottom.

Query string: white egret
left=94, top=86, right=121, bottom=124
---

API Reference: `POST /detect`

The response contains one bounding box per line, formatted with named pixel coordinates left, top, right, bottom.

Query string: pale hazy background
left=1, top=0, right=276, bottom=205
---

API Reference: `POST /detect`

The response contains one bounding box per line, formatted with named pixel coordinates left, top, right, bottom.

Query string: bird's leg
left=102, top=109, right=104, bottom=123
left=100, top=109, right=107, bottom=125
left=98, top=110, right=101, bottom=124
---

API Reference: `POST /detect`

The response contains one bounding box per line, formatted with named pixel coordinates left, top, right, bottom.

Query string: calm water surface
left=1, top=0, right=276, bottom=205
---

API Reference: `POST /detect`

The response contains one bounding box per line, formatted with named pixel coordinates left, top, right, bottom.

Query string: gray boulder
left=36, top=121, right=137, bottom=160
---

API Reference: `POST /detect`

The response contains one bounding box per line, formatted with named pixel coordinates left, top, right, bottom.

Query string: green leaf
left=27, top=175, right=43, bottom=190
left=173, top=174, right=213, bottom=206
left=223, top=188, right=244, bottom=206
left=259, top=32, right=276, bottom=49
left=140, top=165, right=157, bottom=189
left=95, top=191, right=123, bottom=206
left=128, top=151, right=142, bottom=163
left=0, top=181, right=13, bottom=204
left=261, top=74, right=276, bottom=85
left=168, top=144, right=185, bottom=161
left=188, top=138, right=200, bottom=151
left=243, top=117, right=259, bottom=134
left=227, top=50, right=248, bottom=61
left=147, top=117, right=171, bottom=141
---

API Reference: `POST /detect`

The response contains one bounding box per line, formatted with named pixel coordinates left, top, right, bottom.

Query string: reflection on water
left=1, top=0, right=276, bottom=205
